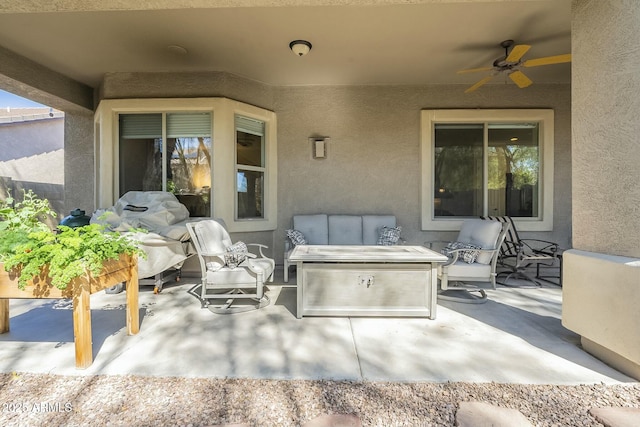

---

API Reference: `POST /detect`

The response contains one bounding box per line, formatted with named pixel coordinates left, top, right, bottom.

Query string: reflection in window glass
left=488, top=124, right=539, bottom=217
left=168, top=136, right=212, bottom=217
left=118, top=112, right=212, bottom=217
left=434, top=124, right=483, bottom=217
left=119, top=113, right=163, bottom=193
left=235, top=116, right=265, bottom=219
left=237, top=169, right=264, bottom=219
left=432, top=122, right=541, bottom=219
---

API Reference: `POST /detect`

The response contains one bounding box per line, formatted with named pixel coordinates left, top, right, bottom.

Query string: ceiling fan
left=458, top=39, right=571, bottom=93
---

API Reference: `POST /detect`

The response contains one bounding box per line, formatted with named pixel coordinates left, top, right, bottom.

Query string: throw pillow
left=225, top=241, right=248, bottom=268
left=286, top=229, right=307, bottom=246
left=441, top=241, right=482, bottom=264
left=377, top=226, right=402, bottom=246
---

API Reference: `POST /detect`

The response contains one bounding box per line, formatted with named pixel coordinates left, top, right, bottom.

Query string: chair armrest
left=246, top=256, right=275, bottom=276
left=441, top=247, right=499, bottom=267
left=520, top=238, right=560, bottom=255
left=198, top=251, right=227, bottom=257
left=439, top=248, right=461, bottom=266
left=247, top=243, right=270, bottom=258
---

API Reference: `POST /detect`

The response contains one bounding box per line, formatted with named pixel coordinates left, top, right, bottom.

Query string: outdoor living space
left=2, top=0, right=640, bottom=425
left=1, top=268, right=638, bottom=425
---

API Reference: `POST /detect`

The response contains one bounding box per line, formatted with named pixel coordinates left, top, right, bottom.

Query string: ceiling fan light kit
left=458, top=39, right=571, bottom=93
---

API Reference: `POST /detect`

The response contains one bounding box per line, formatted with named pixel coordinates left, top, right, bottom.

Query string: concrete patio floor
left=0, top=268, right=635, bottom=385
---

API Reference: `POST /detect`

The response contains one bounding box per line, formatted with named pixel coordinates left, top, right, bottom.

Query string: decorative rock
left=589, top=407, right=640, bottom=427
left=302, top=414, right=362, bottom=427
left=456, top=402, right=533, bottom=427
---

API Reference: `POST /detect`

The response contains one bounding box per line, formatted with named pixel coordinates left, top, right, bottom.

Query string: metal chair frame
left=480, top=216, right=561, bottom=286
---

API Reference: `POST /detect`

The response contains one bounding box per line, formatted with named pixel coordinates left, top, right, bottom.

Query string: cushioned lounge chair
left=186, top=219, right=274, bottom=313
left=434, top=219, right=510, bottom=304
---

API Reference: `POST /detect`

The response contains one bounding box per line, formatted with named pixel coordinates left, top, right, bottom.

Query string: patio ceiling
left=0, top=0, right=571, bottom=89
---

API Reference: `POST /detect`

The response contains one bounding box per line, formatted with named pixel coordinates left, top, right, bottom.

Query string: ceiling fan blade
left=509, top=70, right=533, bottom=88
left=465, top=76, right=493, bottom=93
left=505, top=44, right=531, bottom=62
left=523, top=53, right=572, bottom=67
left=457, top=66, right=494, bottom=74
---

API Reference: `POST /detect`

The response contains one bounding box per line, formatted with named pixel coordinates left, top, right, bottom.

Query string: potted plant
left=0, top=190, right=143, bottom=291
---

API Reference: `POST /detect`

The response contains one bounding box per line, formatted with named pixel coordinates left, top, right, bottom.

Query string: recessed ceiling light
left=167, top=45, right=188, bottom=55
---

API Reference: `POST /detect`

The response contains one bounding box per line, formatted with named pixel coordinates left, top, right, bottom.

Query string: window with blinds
left=118, top=112, right=212, bottom=217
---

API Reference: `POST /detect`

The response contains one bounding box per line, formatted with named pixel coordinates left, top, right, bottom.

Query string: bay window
left=421, top=109, right=554, bottom=231
left=95, top=98, right=277, bottom=232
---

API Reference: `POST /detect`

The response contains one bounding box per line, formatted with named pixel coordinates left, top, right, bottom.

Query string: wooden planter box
left=0, top=254, right=139, bottom=369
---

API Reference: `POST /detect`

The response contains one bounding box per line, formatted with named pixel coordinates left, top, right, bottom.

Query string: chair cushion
left=444, top=261, right=492, bottom=279
left=457, top=219, right=502, bottom=264
left=377, top=226, right=402, bottom=246
left=328, top=215, right=363, bottom=245
left=362, top=215, right=397, bottom=245
left=286, top=229, right=307, bottom=246
left=206, top=258, right=274, bottom=285
left=442, top=241, right=481, bottom=263
left=191, top=220, right=233, bottom=271
left=293, top=214, right=329, bottom=245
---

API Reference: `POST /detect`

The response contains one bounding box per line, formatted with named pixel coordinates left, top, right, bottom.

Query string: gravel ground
left=0, top=373, right=638, bottom=426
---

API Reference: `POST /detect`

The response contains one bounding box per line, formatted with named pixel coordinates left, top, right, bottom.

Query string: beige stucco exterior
left=563, top=250, right=640, bottom=379
left=572, top=0, right=640, bottom=258
left=559, top=0, right=640, bottom=379
left=0, top=109, right=65, bottom=217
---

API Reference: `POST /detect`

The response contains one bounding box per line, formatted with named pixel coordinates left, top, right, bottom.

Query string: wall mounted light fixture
left=290, top=40, right=312, bottom=56
left=310, top=137, right=329, bottom=159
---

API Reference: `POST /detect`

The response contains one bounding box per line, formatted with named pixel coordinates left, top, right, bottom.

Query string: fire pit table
left=289, top=245, right=447, bottom=319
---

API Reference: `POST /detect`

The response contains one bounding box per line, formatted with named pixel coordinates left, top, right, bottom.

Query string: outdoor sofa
left=283, top=214, right=400, bottom=282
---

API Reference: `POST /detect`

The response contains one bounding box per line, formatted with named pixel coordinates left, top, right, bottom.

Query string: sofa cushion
left=293, top=214, right=329, bottom=245
left=328, top=215, right=363, bottom=245
left=457, top=219, right=502, bottom=264
left=362, top=215, right=397, bottom=245
left=377, top=226, right=402, bottom=246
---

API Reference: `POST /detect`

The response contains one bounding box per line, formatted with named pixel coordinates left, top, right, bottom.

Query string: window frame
left=94, top=97, right=277, bottom=232
left=420, top=109, right=554, bottom=232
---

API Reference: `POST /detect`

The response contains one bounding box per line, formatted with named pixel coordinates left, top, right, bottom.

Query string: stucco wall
left=274, top=84, right=572, bottom=262
left=100, top=72, right=275, bottom=112
left=64, top=111, right=95, bottom=214
left=0, top=114, right=64, bottom=218
left=572, top=0, right=640, bottom=257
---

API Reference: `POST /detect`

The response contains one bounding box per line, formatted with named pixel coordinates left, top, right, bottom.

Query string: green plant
left=0, top=190, right=144, bottom=290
